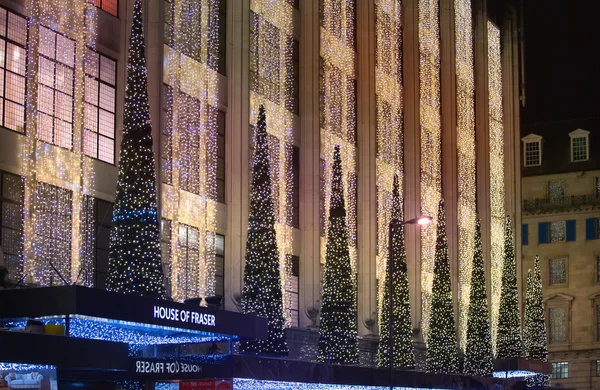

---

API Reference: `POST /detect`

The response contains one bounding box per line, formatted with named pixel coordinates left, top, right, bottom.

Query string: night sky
left=521, top=1, right=600, bottom=125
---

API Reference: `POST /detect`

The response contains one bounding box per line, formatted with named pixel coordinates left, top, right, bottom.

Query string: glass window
left=597, top=256, right=600, bottom=284
left=286, top=255, right=299, bottom=327
left=571, top=136, right=588, bottom=162
left=34, top=182, right=72, bottom=286
left=92, top=198, right=113, bottom=290
left=596, top=360, right=600, bottom=377
left=551, top=362, right=568, bottom=379
left=596, top=177, right=600, bottom=197
left=37, top=26, right=76, bottom=149
left=549, top=258, right=567, bottom=286
left=291, top=145, right=299, bottom=228
left=84, top=49, right=116, bottom=164
left=249, top=12, right=281, bottom=105
left=549, top=221, right=566, bottom=243
left=216, top=109, right=225, bottom=203
left=178, top=224, right=199, bottom=299
left=161, top=84, right=173, bottom=185
left=160, top=218, right=172, bottom=297
left=87, top=0, right=118, bottom=17
left=215, top=233, right=225, bottom=302
left=548, top=180, right=565, bottom=201
left=0, top=8, right=27, bottom=133
left=524, top=141, right=541, bottom=167
left=0, top=171, right=24, bottom=281
left=548, top=307, right=567, bottom=344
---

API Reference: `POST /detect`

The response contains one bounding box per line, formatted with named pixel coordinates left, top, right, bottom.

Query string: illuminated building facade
left=0, top=0, right=522, bottom=357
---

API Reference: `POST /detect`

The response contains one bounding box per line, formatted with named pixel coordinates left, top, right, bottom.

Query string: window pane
left=549, top=221, right=565, bottom=242
left=4, top=101, right=24, bottom=132
left=525, top=141, right=540, bottom=166
left=39, top=27, right=56, bottom=59
left=100, top=55, right=116, bottom=85
left=7, top=12, right=27, bottom=46
left=548, top=180, right=564, bottom=201
left=549, top=258, right=566, bottom=285
left=85, top=49, right=99, bottom=77
left=549, top=307, right=566, bottom=344
left=56, top=34, right=75, bottom=67
left=6, top=43, right=25, bottom=75
left=572, top=136, right=587, bottom=161
left=98, top=135, right=114, bottom=164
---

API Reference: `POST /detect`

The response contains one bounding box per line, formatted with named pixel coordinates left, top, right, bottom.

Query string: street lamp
left=388, top=214, right=432, bottom=390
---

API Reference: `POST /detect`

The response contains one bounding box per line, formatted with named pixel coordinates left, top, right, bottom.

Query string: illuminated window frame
left=521, top=134, right=542, bottom=167
left=286, top=255, right=299, bottom=327
left=548, top=257, right=567, bottom=286
left=569, top=128, right=589, bottom=163
left=550, top=362, right=568, bottom=379
left=177, top=223, right=200, bottom=300
left=0, top=7, right=27, bottom=134
left=0, top=170, right=24, bottom=281
left=87, top=0, right=118, bottom=17
left=215, top=233, right=225, bottom=304
left=160, top=218, right=172, bottom=296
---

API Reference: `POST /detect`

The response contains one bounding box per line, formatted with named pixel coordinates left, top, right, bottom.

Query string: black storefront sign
left=130, top=357, right=233, bottom=381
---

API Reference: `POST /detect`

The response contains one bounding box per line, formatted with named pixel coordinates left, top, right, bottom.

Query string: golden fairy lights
left=162, top=0, right=219, bottom=302
left=22, top=0, right=97, bottom=286
left=488, top=21, right=505, bottom=352
left=320, top=0, right=357, bottom=272
left=375, top=0, right=404, bottom=320
left=455, top=0, right=476, bottom=351
left=418, top=0, right=441, bottom=341
left=249, top=0, right=295, bottom=327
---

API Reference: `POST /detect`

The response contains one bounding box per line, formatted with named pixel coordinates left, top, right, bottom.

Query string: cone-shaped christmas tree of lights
left=106, top=0, right=165, bottom=299
left=376, top=174, right=415, bottom=369
left=464, top=217, right=494, bottom=377
left=239, top=105, right=288, bottom=356
left=317, top=145, right=359, bottom=364
left=496, top=216, right=522, bottom=359
left=425, top=199, right=459, bottom=373
left=524, top=256, right=549, bottom=388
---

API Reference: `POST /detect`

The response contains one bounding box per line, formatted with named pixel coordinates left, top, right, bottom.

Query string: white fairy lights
left=455, top=0, right=476, bottom=351
left=487, top=21, right=505, bottom=352
left=162, top=0, right=219, bottom=302
left=418, top=0, right=441, bottom=341
left=375, top=0, right=404, bottom=317
left=320, top=0, right=358, bottom=272
left=249, top=0, right=295, bottom=327
left=22, top=0, right=97, bottom=286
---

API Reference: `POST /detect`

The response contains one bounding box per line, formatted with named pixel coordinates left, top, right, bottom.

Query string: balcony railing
left=522, top=193, right=600, bottom=214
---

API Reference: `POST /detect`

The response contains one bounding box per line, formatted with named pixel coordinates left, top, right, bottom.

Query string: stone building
left=521, top=118, right=600, bottom=388
left=0, top=0, right=523, bottom=361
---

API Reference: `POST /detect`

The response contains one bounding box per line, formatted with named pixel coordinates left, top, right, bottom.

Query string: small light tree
left=425, top=199, right=459, bottom=373
left=524, top=255, right=549, bottom=387
left=464, top=218, right=493, bottom=377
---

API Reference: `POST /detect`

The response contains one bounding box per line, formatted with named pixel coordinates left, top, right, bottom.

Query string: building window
left=597, top=303, right=600, bottom=342
left=249, top=11, right=281, bottom=104
left=522, top=134, right=542, bottom=167
left=164, top=0, right=174, bottom=47
left=216, top=109, right=225, bottom=203
left=569, top=129, right=590, bottom=162
left=548, top=180, right=565, bottom=201
left=178, top=92, right=202, bottom=195
left=549, top=221, right=566, bottom=243
left=549, top=258, right=567, bottom=286
left=215, top=233, right=225, bottom=301
left=34, top=182, right=72, bottom=286
left=0, top=8, right=27, bottom=133
left=161, top=84, right=173, bottom=185
left=178, top=224, right=199, bottom=299
left=37, top=26, right=76, bottom=150
left=597, top=256, right=600, bottom=284
left=596, top=177, right=600, bottom=197
left=286, top=255, right=299, bottom=327
left=84, top=49, right=116, bottom=164
left=596, top=360, right=600, bottom=377
left=0, top=171, right=23, bottom=281
left=291, top=145, right=299, bottom=228
left=551, top=362, right=568, bottom=379
left=160, top=219, right=172, bottom=297
left=211, top=0, right=226, bottom=75
left=548, top=307, right=567, bottom=344
left=88, top=0, right=117, bottom=17
left=289, top=39, right=299, bottom=115
left=92, top=199, right=113, bottom=290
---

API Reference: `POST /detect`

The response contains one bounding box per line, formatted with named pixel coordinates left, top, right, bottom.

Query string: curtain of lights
left=249, top=0, right=295, bottom=326
left=162, top=0, right=219, bottom=302
left=487, top=21, right=505, bottom=352
left=22, top=0, right=97, bottom=286
left=375, top=0, right=403, bottom=320
left=320, top=0, right=357, bottom=271
left=455, top=0, right=476, bottom=351
left=418, top=0, right=441, bottom=341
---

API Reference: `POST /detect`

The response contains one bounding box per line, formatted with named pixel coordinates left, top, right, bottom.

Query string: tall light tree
left=496, top=216, right=522, bottom=359
left=426, top=199, right=459, bottom=373
left=524, top=256, right=549, bottom=387
left=317, top=145, right=359, bottom=364
left=106, top=0, right=165, bottom=299
left=376, top=174, right=415, bottom=369
left=464, top=218, right=494, bottom=376
left=239, top=105, right=288, bottom=356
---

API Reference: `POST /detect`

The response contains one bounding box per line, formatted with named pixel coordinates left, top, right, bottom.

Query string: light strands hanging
left=418, top=0, right=442, bottom=341
left=249, top=0, right=295, bottom=327
left=162, top=0, right=219, bottom=302
left=455, top=0, right=476, bottom=351
left=375, top=0, right=404, bottom=319
left=487, top=21, right=505, bottom=352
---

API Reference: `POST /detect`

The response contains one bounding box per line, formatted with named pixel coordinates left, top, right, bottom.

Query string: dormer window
left=522, top=134, right=543, bottom=167
left=569, top=129, right=590, bottom=162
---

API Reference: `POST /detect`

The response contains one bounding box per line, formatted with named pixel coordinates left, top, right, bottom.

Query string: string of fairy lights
left=320, top=0, right=358, bottom=272
left=487, top=21, right=506, bottom=353
left=162, top=0, right=219, bottom=302
left=249, top=0, right=295, bottom=327
left=418, top=0, right=442, bottom=342
left=22, top=0, right=97, bottom=286
left=455, top=0, right=476, bottom=351
left=375, top=0, right=404, bottom=320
